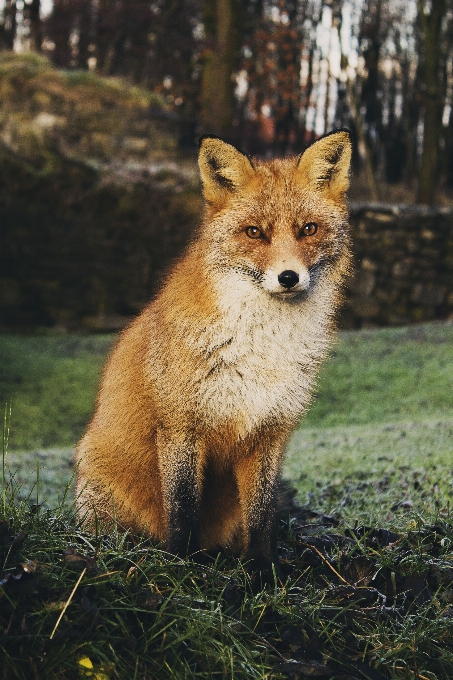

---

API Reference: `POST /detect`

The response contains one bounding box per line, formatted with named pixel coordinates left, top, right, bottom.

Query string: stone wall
left=2, top=193, right=453, bottom=331
left=342, top=204, right=453, bottom=328
left=0, top=144, right=201, bottom=331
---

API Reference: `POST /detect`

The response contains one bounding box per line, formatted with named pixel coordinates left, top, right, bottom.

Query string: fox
left=75, top=129, right=353, bottom=576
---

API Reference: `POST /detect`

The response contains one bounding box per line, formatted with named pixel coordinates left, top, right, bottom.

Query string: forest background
left=1, top=0, right=452, bottom=205
left=1, top=0, right=453, bottom=330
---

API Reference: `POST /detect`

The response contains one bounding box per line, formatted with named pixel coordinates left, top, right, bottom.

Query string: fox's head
left=198, top=131, right=352, bottom=299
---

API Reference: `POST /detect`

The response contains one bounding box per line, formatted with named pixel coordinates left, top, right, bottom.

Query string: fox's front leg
left=235, top=437, right=286, bottom=577
left=157, top=428, right=201, bottom=557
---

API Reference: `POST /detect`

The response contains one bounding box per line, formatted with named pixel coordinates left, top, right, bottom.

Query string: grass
left=1, top=322, right=453, bottom=677
left=302, top=322, right=453, bottom=428
left=282, top=322, right=453, bottom=527
left=1, top=321, right=452, bottom=512
left=0, top=334, right=114, bottom=450
left=284, top=418, right=453, bottom=528
left=1, top=322, right=452, bottom=450
left=1, top=454, right=453, bottom=678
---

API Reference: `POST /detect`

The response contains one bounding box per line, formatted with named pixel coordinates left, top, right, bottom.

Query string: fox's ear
left=296, top=130, right=352, bottom=199
left=198, top=136, right=255, bottom=205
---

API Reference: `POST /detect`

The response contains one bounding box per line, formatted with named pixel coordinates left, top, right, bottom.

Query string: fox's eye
left=301, top=222, right=318, bottom=236
left=245, top=226, right=263, bottom=239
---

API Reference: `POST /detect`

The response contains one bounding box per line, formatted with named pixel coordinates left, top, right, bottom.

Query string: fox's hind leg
left=74, top=474, right=115, bottom=532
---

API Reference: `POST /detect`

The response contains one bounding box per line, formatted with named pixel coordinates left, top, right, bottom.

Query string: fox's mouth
left=271, top=288, right=306, bottom=299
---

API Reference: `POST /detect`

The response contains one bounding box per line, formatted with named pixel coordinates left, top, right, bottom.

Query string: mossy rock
left=0, top=54, right=201, bottom=330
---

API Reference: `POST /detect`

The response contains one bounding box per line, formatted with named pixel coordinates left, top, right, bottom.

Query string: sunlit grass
left=285, top=417, right=453, bottom=529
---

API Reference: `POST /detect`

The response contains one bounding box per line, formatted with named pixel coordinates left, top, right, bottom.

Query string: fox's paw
left=246, top=555, right=282, bottom=589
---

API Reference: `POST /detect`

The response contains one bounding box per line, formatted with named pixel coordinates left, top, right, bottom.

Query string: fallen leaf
left=63, top=548, right=97, bottom=572
left=9, top=531, right=27, bottom=555
left=277, top=659, right=331, bottom=677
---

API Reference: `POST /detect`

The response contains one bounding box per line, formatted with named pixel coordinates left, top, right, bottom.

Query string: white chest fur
left=186, top=273, right=335, bottom=435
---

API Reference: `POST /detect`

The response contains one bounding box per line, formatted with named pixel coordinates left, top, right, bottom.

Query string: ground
left=1, top=322, right=452, bottom=678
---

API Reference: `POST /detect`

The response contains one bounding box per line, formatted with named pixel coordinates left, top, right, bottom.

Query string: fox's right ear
left=198, top=136, right=255, bottom=206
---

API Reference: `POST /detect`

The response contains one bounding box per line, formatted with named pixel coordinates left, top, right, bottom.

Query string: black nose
left=278, top=270, right=299, bottom=289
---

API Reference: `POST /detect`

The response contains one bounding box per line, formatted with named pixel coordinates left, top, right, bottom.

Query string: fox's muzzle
left=262, top=263, right=310, bottom=296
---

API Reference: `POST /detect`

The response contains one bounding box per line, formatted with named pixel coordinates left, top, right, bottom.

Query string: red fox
left=75, top=130, right=352, bottom=575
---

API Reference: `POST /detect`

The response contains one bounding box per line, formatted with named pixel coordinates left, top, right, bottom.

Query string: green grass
left=1, top=322, right=452, bottom=517
left=1, top=322, right=453, bottom=678
left=284, top=418, right=453, bottom=528
left=0, top=447, right=75, bottom=507
left=0, top=334, right=114, bottom=450
left=2, top=455, right=453, bottom=678
left=1, top=322, right=452, bottom=451
left=302, top=322, right=453, bottom=428
left=282, top=321, right=453, bottom=525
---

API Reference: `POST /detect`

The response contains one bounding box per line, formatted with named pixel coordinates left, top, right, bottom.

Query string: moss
left=0, top=55, right=200, bottom=329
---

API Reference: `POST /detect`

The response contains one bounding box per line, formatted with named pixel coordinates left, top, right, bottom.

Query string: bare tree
left=0, top=0, right=17, bottom=50
left=238, top=0, right=320, bottom=154
left=335, top=0, right=380, bottom=199
left=45, top=0, right=74, bottom=67
left=1, top=0, right=451, bottom=200
left=416, top=0, right=447, bottom=204
left=26, top=0, right=42, bottom=52
left=200, top=0, right=240, bottom=137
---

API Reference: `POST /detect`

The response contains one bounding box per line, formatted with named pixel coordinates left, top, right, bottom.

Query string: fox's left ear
left=296, top=130, right=352, bottom=199
left=198, top=135, right=255, bottom=206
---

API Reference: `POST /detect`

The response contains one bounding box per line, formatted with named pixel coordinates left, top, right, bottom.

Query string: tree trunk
left=301, top=44, right=315, bottom=145
left=416, top=0, right=446, bottom=204
left=1, top=0, right=17, bottom=50
left=347, top=78, right=380, bottom=201
left=77, top=0, right=92, bottom=70
left=200, top=0, right=239, bottom=138
left=28, top=0, right=42, bottom=52
left=336, top=16, right=380, bottom=201
left=95, top=0, right=119, bottom=74
left=48, top=0, right=73, bottom=68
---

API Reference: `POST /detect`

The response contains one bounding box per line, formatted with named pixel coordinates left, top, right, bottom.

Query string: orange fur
left=75, top=130, right=353, bottom=574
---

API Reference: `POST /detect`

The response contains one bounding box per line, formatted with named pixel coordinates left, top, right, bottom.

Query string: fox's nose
left=278, top=270, right=299, bottom=289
